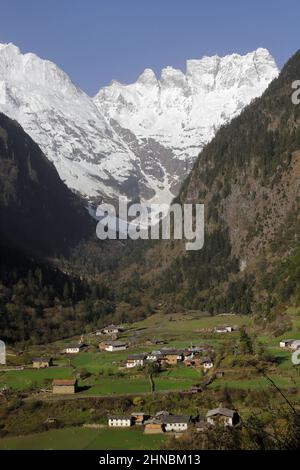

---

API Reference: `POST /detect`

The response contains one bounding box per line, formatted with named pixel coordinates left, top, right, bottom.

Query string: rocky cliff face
left=115, top=50, right=300, bottom=317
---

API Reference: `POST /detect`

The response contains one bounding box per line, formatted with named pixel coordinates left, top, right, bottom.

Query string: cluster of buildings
left=279, top=339, right=300, bottom=350
left=125, top=348, right=214, bottom=370
left=108, top=406, right=240, bottom=433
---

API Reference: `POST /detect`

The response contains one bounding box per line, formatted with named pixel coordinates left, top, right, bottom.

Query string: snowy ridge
left=0, top=44, right=279, bottom=204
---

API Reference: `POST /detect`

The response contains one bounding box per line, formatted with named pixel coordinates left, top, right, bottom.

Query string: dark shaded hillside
left=0, top=113, right=118, bottom=344
left=0, top=242, right=115, bottom=344
left=114, top=49, right=300, bottom=318
left=0, top=112, right=94, bottom=257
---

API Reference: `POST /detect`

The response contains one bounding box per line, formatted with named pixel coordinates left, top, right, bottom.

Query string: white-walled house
left=102, top=325, right=123, bottom=335
left=215, top=326, right=234, bottom=333
left=126, top=354, right=146, bottom=368
left=105, top=341, right=127, bottom=352
left=65, top=344, right=83, bottom=354
left=206, top=407, right=240, bottom=427
left=108, top=415, right=132, bottom=427
left=163, top=415, right=190, bottom=432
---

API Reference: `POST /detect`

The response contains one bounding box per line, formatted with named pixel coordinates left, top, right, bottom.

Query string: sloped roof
left=201, top=356, right=213, bottom=363
left=32, top=357, right=51, bottom=362
left=163, top=415, right=190, bottom=424
left=144, top=419, right=162, bottom=425
left=107, top=341, right=127, bottom=346
left=161, top=349, right=182, bottom=356
left=104, top=324, right=121, bottom=330
left=108, top=415, right=131, bottom=420
left=127, top=354, right=146, bottom=360
left=206, top=407, right=235, bottom=418
left=52, top=379, right=76, bottom=386
left=155, top=410, right=170, bottom=417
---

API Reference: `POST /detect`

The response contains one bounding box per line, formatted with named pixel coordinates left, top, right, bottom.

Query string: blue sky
left=0, top=0, right=299, bottom=95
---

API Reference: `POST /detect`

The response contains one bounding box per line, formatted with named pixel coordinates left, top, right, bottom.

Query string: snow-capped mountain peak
left=94, top=48, right=278, bottom=201
left=137, top=68, right=158, bottom=85
left=0, top=44, right=279, bottom=205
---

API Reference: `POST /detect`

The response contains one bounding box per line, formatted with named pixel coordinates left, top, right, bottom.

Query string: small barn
left=143, top=418, right=164, bottom=434
left=52, top=379, right=77, bottom=394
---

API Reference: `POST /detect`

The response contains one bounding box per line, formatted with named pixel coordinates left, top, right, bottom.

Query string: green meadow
left=0, top=426, right=165, bottom=450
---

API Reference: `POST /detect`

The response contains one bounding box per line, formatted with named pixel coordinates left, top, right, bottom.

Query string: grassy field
left=0, top=367, right=74, bottom=391
left=1, top=309, right=300, bottom=450
left=0, top=426, right=165, bottom=450
left=1, top=309, right=300, bottom=396
left=210, top=374, right=298, bottom=390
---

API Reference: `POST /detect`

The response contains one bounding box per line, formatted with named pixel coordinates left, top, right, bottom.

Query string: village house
left=126, top=354, right=146, bottom=368
left=102, top=325, right=123, bottom=335
left=183, top=350, right=194, bottom=361
left=290, top=340, right=300, bottom=350
left=32, top=357, right=52, bottom=369
left=201, top=357, right=214, bottom=370
left=131, top=412, right=148, bottom=425
left=104, top=341, right=127, bottom=352
left=214, top=326, right=234, bottom=333
left=161, top=349, right=183, bottom=365
left=206, top=406, right=240, bottom=427
left=65, top=344, right=83, bottom=354
left=146, top=351, right=163, bottom=362
left=52, top=379, right=77, bottom=394
left=162, top=415, right=190, bottom=433
left=143, top=418, right=164, bottom=434
left=279, top=339, right=294, bottom=348
left=108, top=415, right=132, bottom=427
